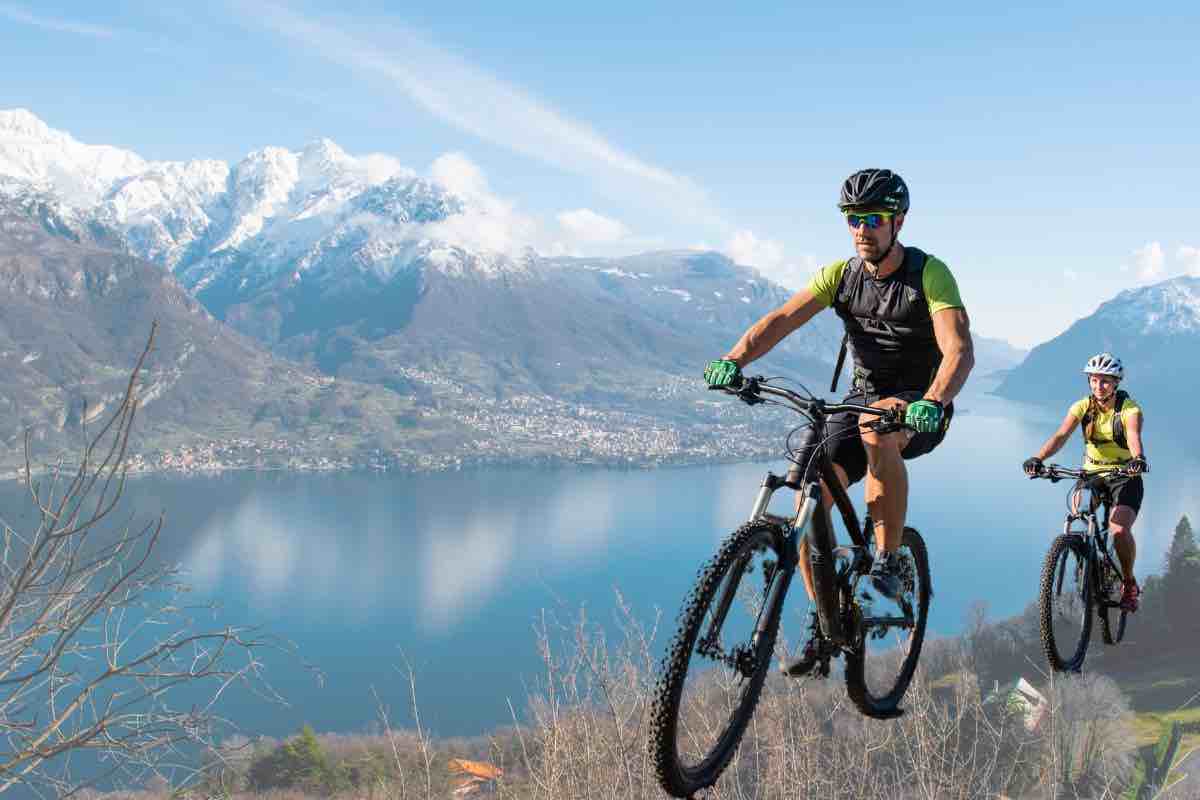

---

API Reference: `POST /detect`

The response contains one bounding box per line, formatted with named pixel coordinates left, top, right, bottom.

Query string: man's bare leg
left=860, top=397, right=912, bottom=554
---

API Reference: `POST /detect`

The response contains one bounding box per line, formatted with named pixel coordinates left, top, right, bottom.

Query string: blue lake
left=2, top=387, right=1194, bottom=741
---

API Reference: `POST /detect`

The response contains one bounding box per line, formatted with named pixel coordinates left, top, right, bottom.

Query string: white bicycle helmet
left=1083, top=352, right=1123, bottom=380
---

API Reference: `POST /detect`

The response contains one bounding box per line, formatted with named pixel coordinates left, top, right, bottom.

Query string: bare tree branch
left=0, top=323, right=284, bottom=796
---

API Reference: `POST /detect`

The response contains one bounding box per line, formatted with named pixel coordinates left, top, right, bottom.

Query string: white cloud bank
left=724, top=229, right=818, bottom=291
left=1178, top=245, right=1200, bottom=275
left=1123, top=241, right=1200, bottom=285
left=556, top=209, right=630, bottom=243
left=1133, top=241, right=1166, bottom=281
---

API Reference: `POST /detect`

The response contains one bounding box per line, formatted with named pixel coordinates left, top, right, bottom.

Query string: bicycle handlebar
left=709, top=376, right=911, bottom=431
left=1029, top=463, right=1140, bottom=484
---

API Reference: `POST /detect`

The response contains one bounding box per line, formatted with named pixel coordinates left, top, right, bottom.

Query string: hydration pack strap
left=829, top=257, right=866, bottom=393
left=830, top=332, right=849, bottom=392
left=1081, top=390, right=1129, bottom=449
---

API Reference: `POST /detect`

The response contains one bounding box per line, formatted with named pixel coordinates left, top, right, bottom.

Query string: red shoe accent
left=1120, top=579, right=1140, bottom=613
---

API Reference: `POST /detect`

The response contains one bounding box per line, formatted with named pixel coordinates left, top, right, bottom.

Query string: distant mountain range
left=0, top=108, right=1030, bottom=474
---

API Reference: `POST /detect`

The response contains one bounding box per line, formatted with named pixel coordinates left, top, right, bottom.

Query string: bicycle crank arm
left=861, top=616, right=914, bottom=629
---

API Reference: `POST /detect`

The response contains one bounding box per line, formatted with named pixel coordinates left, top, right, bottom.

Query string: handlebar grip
left=863, top=409, right=909, bottom=435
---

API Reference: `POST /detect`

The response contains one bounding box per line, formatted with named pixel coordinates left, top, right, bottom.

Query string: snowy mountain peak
left=300, top=137, right=350, bottom=169
left=1101, top=275, right=1200, bottom=335
left=0, top=108, right=55, bottom=139
left=0, top=108, right=148, bottom=206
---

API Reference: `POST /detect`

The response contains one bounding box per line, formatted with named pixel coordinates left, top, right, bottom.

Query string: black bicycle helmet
left=838, top=168, right=910, bottom=213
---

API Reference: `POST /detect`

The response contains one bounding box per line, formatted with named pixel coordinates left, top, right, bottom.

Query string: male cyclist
left=704, top=169, right=974, bottom=674
left=1022, top=353, right=1148, bottom=611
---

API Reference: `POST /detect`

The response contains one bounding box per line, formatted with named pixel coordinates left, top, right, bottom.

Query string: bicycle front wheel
left=649, top=521, right=789, bottom=798
left=843, top=527, right=931, bottom=719
left=1039, top=534, right=1093, bottom=672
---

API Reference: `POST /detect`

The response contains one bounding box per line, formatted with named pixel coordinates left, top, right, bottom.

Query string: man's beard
left=857, top=240, right=881, bottom=262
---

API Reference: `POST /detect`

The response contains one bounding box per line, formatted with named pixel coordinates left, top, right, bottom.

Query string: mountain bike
left=649, top=376, right=932, bottom=799
left=1029, top=463, right=1139, bottom=673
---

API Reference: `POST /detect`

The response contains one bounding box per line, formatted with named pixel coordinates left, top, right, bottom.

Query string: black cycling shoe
left=868, top=550, right=903, bottom=601
left=781, top=612, right=831, bottom=678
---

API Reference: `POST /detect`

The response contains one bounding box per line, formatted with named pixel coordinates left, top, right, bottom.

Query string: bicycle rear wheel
left=1039, top=534, right=1093, bottom=672
left=1098, top=552, right=1128, bottom=645
left=1099, top=602, right=1128, bottom=645
left=649, top=521, right=789, bottom=798
left=843, top=527, right=931, bottom=719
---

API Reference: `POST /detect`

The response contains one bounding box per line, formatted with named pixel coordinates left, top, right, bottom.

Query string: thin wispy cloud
left=0, top=3, right=117, bottom=38
left=251, top=3, right=719, bottom=224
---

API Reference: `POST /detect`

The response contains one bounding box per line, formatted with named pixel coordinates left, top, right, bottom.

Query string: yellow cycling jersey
left=1067, top=394, right=1142, bottom=472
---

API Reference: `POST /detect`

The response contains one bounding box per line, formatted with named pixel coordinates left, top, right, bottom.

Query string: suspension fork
left=699, top=471, right=808, bottom=658
left=723, top=487, right=817, bottom=656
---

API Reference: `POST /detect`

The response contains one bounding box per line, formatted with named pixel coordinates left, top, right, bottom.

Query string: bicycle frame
left=1045, top=466, right=1131, bottom=607
left=1071, top=487, right=1125, bottom=596
left=737, top=386, right=882, bottom=647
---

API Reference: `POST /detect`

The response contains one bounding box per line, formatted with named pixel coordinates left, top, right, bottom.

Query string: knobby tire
left=649, top=521, right=788, bottom=798
left=1099, top=602, right=1127, bottom=646
left=1098, top=552, right=1128, bottom=645
left=1039, top=534, right=1093, bottom=672
left=843, top=526, right=931, bottom=719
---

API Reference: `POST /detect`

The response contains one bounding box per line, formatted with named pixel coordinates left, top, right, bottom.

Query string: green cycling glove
left=704, top=359, right=742, bottom=388
left=904, top=399, right=944, bottom=434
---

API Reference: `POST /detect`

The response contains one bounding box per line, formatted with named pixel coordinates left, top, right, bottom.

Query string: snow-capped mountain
left=0, top=109, right=510, bottom=296
left=994, top=276, right=1200, bottom=423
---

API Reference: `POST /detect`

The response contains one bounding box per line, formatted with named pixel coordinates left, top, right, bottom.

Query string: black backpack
left=1080, top=390, right=1130, bottom=450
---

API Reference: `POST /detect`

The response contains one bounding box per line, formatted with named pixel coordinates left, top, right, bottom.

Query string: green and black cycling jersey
left=807, top=246, right=965, bottom=392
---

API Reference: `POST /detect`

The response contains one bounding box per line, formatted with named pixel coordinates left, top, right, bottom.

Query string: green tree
left=1163, top=515, right=1198, bottom=573
left=1163, top=515, right=1200, bottom=635
left=246, top=725, right=349, bottom=793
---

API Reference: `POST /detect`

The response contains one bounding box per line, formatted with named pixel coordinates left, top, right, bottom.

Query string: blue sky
left=2, top=0, right=1198, bottom=346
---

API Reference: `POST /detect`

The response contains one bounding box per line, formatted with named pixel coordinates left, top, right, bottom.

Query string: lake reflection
left=0, top=388, right=1193, bottom=739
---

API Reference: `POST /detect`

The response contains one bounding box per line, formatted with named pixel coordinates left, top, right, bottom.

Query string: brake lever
left=864, top=408, right=907, bottom=435
left=736, top=376, right=764, bottom=405
left=704, top=376, right=762, bottom=405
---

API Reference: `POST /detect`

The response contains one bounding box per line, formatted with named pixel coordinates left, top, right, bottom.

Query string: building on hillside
left=984, top=676, right=1047, bottom=732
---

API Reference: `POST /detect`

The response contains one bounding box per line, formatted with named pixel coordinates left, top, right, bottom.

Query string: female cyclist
left=1022, top=353, right=1148, bottom=611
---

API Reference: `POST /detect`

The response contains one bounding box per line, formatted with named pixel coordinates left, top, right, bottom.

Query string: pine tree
left=1163, top=515, right=1198, bottom=575
left=1163, top=515, right=1200, bottom=636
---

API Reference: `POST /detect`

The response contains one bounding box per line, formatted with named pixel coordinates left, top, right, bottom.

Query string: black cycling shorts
left=1105, top=475, right=1144, bottom=514
left=824, top=389, right=953, bottom=486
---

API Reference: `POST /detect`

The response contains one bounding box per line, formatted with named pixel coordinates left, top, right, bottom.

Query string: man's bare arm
left=924, top=307, right=974, bottom=405
left=724, top=288, right=826, bottom=367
